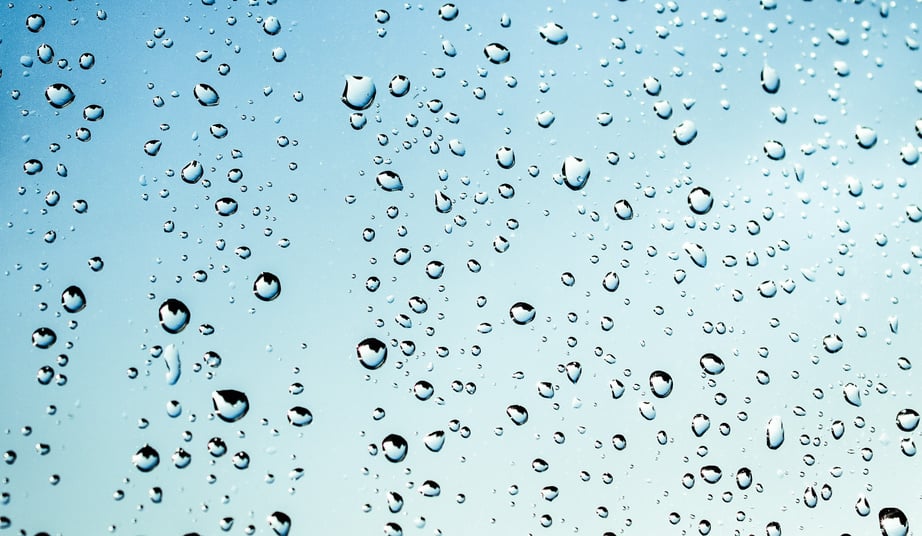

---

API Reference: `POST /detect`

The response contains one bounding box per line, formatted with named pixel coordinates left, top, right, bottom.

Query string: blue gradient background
left=1, top=1, right=921, bottom=535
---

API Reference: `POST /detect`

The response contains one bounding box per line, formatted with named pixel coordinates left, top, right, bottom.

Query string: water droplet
left=357, top=337, right=387, bottom=370
left=763, top=140, right=786, bottom=160
left=374, top=9, right=390, bottom=24
left=23, top=159, right=43, bottom=175
left=143, top=140, right=162, bottom=156
left=78, top=53, right=95, bottom=69
left=538, top=22, right=568, bottom=45
left=386, top=491, right=404, bottom=513
left=896, top=409, right=920, bottom=432
left=61, top=285, right=86, bottom=313
left=418, top=480, right=441, bottom=497
left=823, top=334, right=843, bottom=353
left=287, top=406, right=313, bottom=427
left=376, top=170, right=403, bottom=192
left=413, top=380, right=434, bottom=400
left=212, top=389, right=250, bottom=423
left=267, top=511, right=291, bottom=536
left=45, top=83, right=75, bottom=109
left=438, top=4, right=459, bottom=21
left=766, top=416, right=784, bottom=449
left=389, top=75, right=410, bottom=97
left=341, top=75, right=376, bottom=110
left=158, top=299, right=190, bottom=334
left=181, top=160, right=204, bottom=184
left=673, top=120, right=698, bottom=145
left=434, top=191, right=453, bottom=213
left=215, top=197, right=238, bottom=216
left=687, top=187, right=713, bottom=214
left=699, top=353, right=725, bottom=375
left=253, top=272, right=281, bottom=301
left=699, top=465, right=722, bottom=484
left=843, top=382, right=862, bottom=407
left=132, top=445, right=160, bottom=472
left=761, top=64, right=780, bottom=93
left=382, top=434, right=408, bottom=462
left=506, top=404, right=528, bottom=425
left=602, top=271, right=620, bottom=292
left=193, top=83, right=220, bottom=106
left=509, top=302, right=535, bottom=325
left=495, top=147, right=515, bottom=169
left=561, top=156, right=590, bottom=190
left=855, top=125, right=878, bottom=149
left=423, top=430, right=445, bottom=452
left=32, top=327, right=56, bottom=349
left=262, top=16, right=282, bottom=35
left=683, top=242, right=708, bottom=268
left=649, top=370, right=673, bottom=398
left=536, top=110, right=556, bottom=128
left=483, top=42, right=510, bottom=64
left=37, top=43, right=54, bottom=64
left=163, top=343, right=181, bottom=386
left=26, top=13, right=46, bottom=33
left=879, top=508, right=908, bottom=536
left=271, top=47, right=287, bottom=62
left=613, top=200, right=634, bottom=220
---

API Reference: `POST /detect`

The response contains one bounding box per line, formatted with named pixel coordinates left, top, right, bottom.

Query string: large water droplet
left=763, top=140, right=786, bottom=160
left=61, top=285, right=86, bottom=313
left=879, top=508, right=908, bottom=536
left=761, top=64, right=780, bottom=93
left=32, top=327, right=56, bottom=349
left=423, top=430, right=445, bottom=452
left=613, top=200, right=634, bottom=220
left=26, top=13, right=46, bottom=32
left=389, top=75, right=410, bottom=97
left=287, top=406, right=313, bottom=427
left=896, top=409, right=920, bottom=432
left=212, top=389, right=250, bottom=423
left=357, top=337, right=387, bottom=370
left=193, top=83, right=220, bottom=106
left=181, top=160, right=204, bottom=184
left=509, top=302, right=535, bottom=325
left=649, top=370, right=674, bottom=398
left=692, top=413, right=711, bottom=437
left=766, top=416, right=784, bottom=449
left=418, top=480, right=441, bottom=497
left=376, top=170, right=403, bottom=192
left=683, top=242, right=708, bottom=268
left=561, top=156, right=590, bottom=190
left=382, top=434, right=408, bottom=462
left=855, top=125, right=878, bottom=149
left=687, top=187, right=713, bottom=214
left=434, top=191, right=452, bottom=213
left=386, top=491, right=404, bottom=513
left=506, top=404, right=528, bottom=425
left=215, top=197, right=238, bottom=216
left=253, top=272, right=281, bottom=301
left=843, top=382, right=862, bottom=407
left=483, top=42, right=510, bottom=64
left=341, top=75, right=376, bottom=110
left=823, top=334, right=843, bottom=353
left=699, top=353, right=725, bottom=375
left=601, top=271, right=620, bottom=292
left=158, top=298, right=190, bottom=334
left=538, top=22, right=568, bottom=45
left=132, top=445, right=160, bottom=472
left=262, top=16, right=282, bottom=35
left=536, top=110, right=556, bottom=128
left=495, top=147, right=515, bottom=169
left=45, top=83, right=75, bottom=109
left=736, top=467, right=753, bottom=489
left=267, top=511, right=291, bottom=536
left=673, top=120, right=698, bottom=145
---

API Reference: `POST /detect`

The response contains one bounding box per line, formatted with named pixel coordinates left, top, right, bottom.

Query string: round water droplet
left=601, top=271, right=620, bottom=292
left=382, top=434, right=408, bottom=462
left=78, top=53, right=95, bottom=69
left=32, top=327, right=56, bottom=349
left=267, top=511, right=291, bottom=536
left=287, top=406, right=313, bottom=427
left=855, top=125, right=878, bottom=149
left=262, top=16, right=282, bottom=35
left=536, top=110, right=555, bottom=128
left=181, top=160, right=204, bottom=184
left=823, top=334, right=843, bottom=353
left=763, top=140, right=786, bottom=160
left=495, top=147, right=515, bottom=169
left=212, top=389, right=250, bottom=423
left=376, top=170, right=403, bottom=192
left=389, top=75, right=410, bottom=97
left=45, top=83, right=75, bottom=109
left=438, top=3, right=459, bottom=21
left=483, top=42, right=510, bottom=64
left=879, top=508, right=908, bottom=536
left=538, top=22, right=568, bottom=45
left=423, top=430, right=445, bottom=452
left=26, top=13, right=46, bottom=33
left=253, top=272, right=281, bottom=301
left=699, top=353, right=725, bottom=375
left=158, top=299, right=190, bottom=334
left=215, top=197, right=238, bottom=216
left=193, top=83, right=220, bottom=106
left=896, top=409, right=920, bottom=432
left=509, top=302, right=535, bottom=325
left=673, top=120, right=698, bottom=145
left=132, top=445, right=160, bottom=472
left=37, top=43, right=54, bottom=64
left=687, top=187, right=713, bottom=214
left=649, top=370, right=674, bottom=398
left=357, top=337, right=387, bottom=370
left=413, top=380, right=434, bottom=401
left=506, top=404, right=528, bottom=425
left=61, top=285, right=86, bottom=313
left=562, top=156, right=590, bottom=190
left=342, top=75, right=376, bottom=110
left=374, top=9, right=390, bottom=23
left=643, top=76, right=662, bottom=95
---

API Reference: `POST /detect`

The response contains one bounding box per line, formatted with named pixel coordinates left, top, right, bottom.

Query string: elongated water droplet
left=376, top=170, right=403, bottom=192
left=683, top=242, right=707, bottom=268
left=267, top=511, right=291, bottom=536
left=766, top=416, right=784, bottom=449
left=539, top=22, right=568, bottom=45
left=193, top=83, right=220, bottom=106
left=843, top=382, right=862, bottom=407
left=761, top=64, right=780, bottom=93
